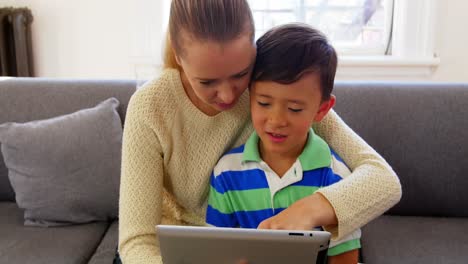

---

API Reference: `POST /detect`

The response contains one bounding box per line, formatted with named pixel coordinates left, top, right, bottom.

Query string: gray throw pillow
left=0, top=98, right=122, bottom=227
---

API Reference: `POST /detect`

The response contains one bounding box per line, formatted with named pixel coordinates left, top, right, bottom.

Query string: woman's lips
left=266, top=132, right=287, bottom=143
left=216, top=102, right=235, bottom=110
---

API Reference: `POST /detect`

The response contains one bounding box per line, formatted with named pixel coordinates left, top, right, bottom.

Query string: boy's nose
left=268, top=109, right=287, bottom=128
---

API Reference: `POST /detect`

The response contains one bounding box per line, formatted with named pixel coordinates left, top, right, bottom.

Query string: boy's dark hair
left=252, top=23, right=337, bottom=100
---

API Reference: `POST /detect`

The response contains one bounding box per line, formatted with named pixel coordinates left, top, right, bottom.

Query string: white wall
left=431, top=1, right=468, bottom=82
left=2, top=0, right=468, bottom=81
left=2, top=0, right=138, bottom=79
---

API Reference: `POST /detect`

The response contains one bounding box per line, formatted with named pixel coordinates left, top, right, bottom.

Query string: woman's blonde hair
left=163, top=0, right=254, bottom=70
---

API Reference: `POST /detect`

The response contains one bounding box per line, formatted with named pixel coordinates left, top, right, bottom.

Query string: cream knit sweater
left=119, top=69, right=402, bottom=263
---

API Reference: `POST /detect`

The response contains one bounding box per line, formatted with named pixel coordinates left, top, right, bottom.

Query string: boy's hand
left=258, top=193, right=337, bottom=230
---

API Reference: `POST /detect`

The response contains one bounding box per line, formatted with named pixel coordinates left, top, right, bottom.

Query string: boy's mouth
left=266, top=132, right=287, bottom=143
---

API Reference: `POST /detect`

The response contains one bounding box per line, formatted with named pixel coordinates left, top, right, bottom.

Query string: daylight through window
left=248, top=0, right=394, bottom=56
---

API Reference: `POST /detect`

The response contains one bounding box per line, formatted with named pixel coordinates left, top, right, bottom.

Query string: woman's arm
left=315, top=109, right=402, bottom=238
left=259, top=109, right=402, bottom=239
left=118, top=94, right=164, bottom=263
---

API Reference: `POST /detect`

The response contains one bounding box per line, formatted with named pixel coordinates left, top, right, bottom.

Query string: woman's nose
left=218, top=83, right=236, bottom=104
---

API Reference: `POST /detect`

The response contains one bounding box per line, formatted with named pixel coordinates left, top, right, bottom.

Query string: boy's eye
left=289, top=108, right=303, bottom=113
left=257, top=101, right=270, bottom=107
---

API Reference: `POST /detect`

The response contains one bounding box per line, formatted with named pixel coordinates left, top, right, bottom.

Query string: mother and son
left=117, top=0, right=402, bottom=263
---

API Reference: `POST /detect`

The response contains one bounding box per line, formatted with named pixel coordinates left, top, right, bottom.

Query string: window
left=248, top=0, right=393, bottom=56
left=132, top=0, right=438, bottom=80
left=247, top=0, right=439, bottom=78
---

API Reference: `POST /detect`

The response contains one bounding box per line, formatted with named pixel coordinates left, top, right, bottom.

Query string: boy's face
left=250, top=72, right=335, bottom=159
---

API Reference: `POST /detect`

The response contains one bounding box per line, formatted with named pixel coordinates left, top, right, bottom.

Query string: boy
left=206, top=23, right=361, bottom=263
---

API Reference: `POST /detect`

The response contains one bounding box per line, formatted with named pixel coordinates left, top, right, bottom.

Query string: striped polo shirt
left=206, top=129, right=361, bottom=256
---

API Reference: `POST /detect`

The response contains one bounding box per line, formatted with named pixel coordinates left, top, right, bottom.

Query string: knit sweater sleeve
left=313, top=109, right=402, bottom=240
left=118, top=92, right=164, bottom=263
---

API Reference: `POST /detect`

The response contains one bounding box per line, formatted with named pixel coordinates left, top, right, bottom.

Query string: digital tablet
left=157, top=225, right=331, bottom=264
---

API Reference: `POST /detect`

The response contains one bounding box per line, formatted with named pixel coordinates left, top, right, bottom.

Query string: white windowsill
left=337, top=56, right=440, bottom=79
left=133, top=56, right=441, bottom=81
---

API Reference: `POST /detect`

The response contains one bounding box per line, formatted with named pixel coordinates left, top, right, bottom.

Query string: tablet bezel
left=157, top=225, right=330, bottom=264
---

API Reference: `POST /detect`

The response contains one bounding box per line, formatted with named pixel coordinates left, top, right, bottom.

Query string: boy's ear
left=314, top=94, right=336, bottom=122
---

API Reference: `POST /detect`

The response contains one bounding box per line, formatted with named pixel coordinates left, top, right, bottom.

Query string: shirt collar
left=242, top=128, right=331, bottom=171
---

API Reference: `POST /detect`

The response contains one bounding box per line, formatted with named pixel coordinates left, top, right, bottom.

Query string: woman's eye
left=234, top=71, right=248, bottom=78
left=257, top=101, right=269, bottom=107
left=199, top=81, right=213, bottom=86
left=289, top=108, right=303, bottom=113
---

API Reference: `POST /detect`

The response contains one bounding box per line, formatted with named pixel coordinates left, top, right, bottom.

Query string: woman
left=118, top=0, right=401, bottom=263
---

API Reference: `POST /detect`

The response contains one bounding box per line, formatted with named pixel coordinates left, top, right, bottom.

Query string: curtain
left=0, top=7, right=33, bottom=77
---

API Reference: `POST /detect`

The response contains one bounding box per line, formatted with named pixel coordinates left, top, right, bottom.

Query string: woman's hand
left=258, top=193, right=338, bottom=230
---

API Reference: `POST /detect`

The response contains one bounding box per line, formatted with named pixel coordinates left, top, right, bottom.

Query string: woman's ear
left=174, top=54, right=182, bottom=66
left=314, top=94, right=336, bottom=122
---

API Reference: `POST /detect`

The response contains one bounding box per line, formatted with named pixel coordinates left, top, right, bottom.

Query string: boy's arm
left=206, top=172, right=238, bottom=227
left=258, top=144, right=351, bottom=232
left=327, top=228, right=361, bottom=261
left=328, top=250, right=359, bottom=264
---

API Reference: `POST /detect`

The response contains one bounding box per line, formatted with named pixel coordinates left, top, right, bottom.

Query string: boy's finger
left=257, top=219, right=270, bottom=229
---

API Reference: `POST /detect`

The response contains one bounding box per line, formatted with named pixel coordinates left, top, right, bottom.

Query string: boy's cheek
left=250, top=106, right=263, bottom=122
left=251, top=115, right=263, bottom=128
left=298, top=120, right=314, bottom=131
left=251, top=115, right=267, bottom=133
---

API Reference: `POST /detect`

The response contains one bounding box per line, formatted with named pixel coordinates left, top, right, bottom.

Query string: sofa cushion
left=361, top=215, right=468, bottom=264
left=88, top=220, right=119, bottom=264
left=0, top=78, right=135, bottom=202
left=0, top=202, right=109, bottom=264
left=0, top=159, right=13, bottom=201
left=333, top=82, right=468, bottom=217
left=0, top=98, right=122, bottom=226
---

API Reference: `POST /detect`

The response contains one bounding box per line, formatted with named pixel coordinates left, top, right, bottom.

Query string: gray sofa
left=0, top=79, right=135, bottom=264
left=0, top=78, right=467, bottom=264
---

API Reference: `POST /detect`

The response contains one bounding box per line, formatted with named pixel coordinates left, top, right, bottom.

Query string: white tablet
left=157, top=225, right=331, bottom=264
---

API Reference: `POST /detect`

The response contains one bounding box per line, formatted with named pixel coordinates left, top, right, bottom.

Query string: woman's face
left=177, top=34, right=256, bottom=116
